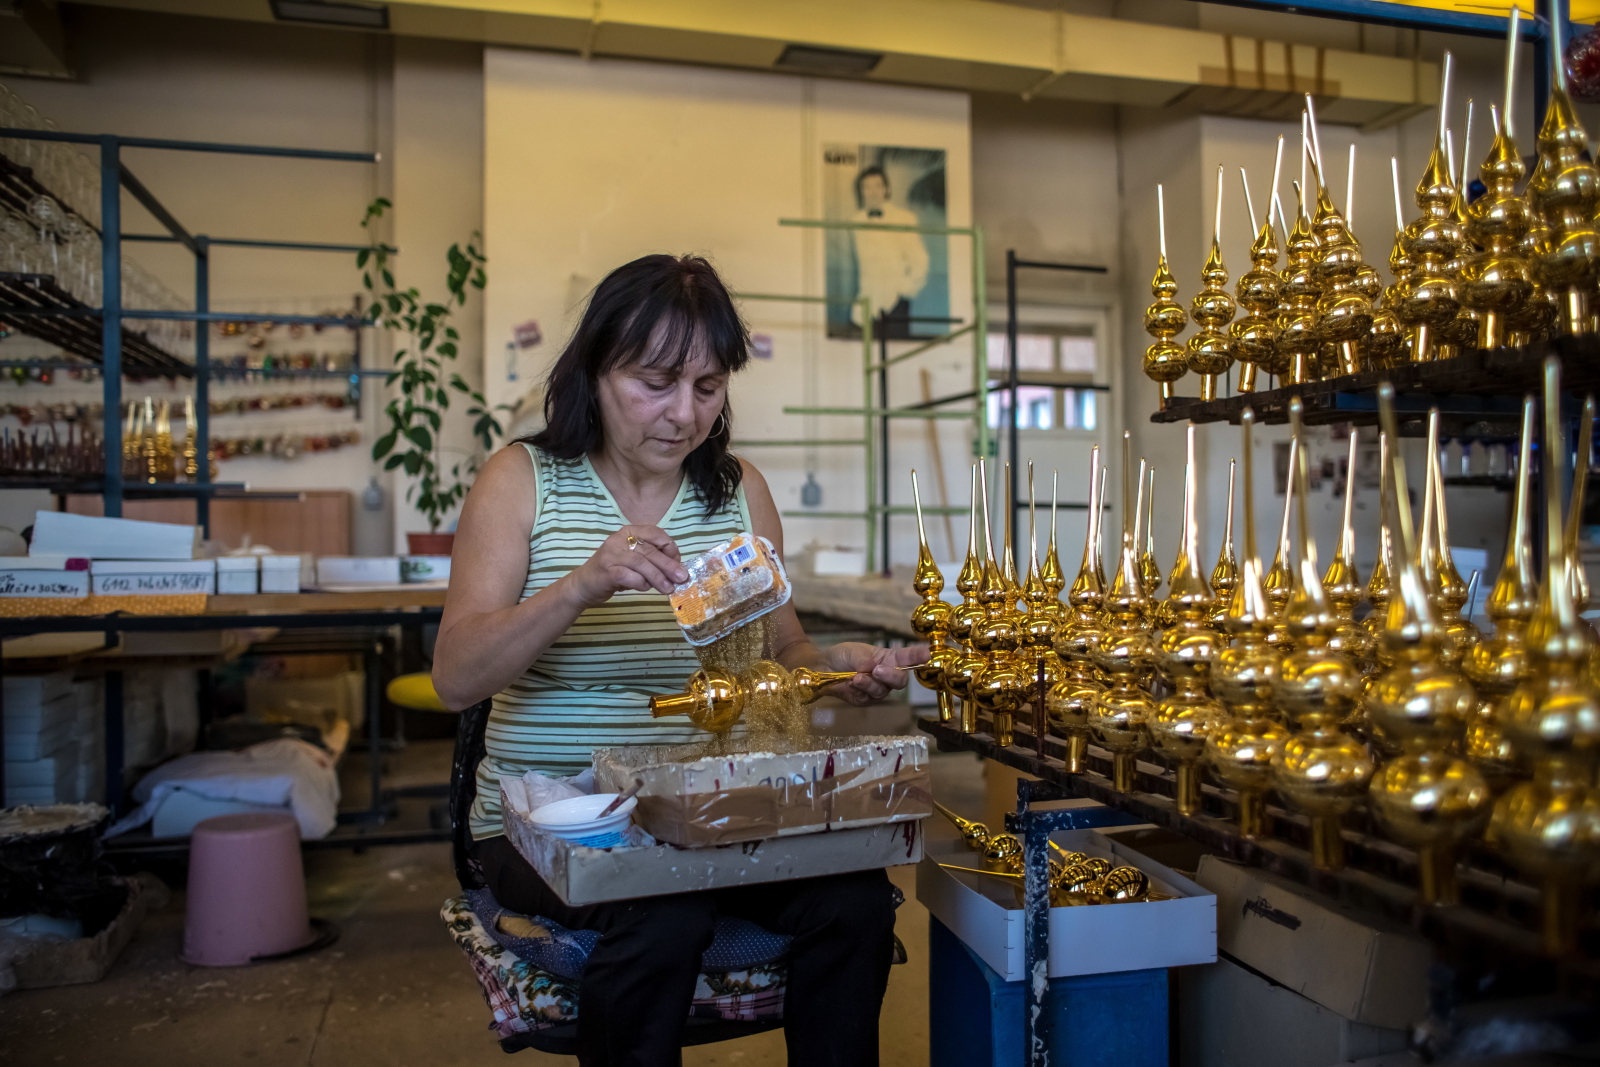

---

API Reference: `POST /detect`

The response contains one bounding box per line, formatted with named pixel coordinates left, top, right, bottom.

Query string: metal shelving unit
left=0, top=127, right=381, bottom=531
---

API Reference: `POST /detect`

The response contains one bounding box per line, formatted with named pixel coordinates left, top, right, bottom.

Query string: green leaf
left=372, top=430, right=398, bottom=458
left=384, top=453, right=406, bottom=471
left=356, top=248, right=370, bottom=268
left=407, top=426, right=433, bottom=450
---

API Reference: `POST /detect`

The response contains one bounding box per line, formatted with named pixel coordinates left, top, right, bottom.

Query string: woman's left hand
left=823, top=643, right=930, bottom=706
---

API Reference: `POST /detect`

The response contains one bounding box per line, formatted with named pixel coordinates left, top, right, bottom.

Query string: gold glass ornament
left=972, top=463, right=1028, bottom=748
left=1307, top=120, right=1373, bottom=377
left=1460, top=23, right=1533, bottom=349
left=1528, top=13, right=1600, bottom=337
left=1041, top=468, right=1067, bottom=609
left=1276, top=179, right=1323, bottom=386
left=650, top=660, right=855, bottom=732
left=910, top=471, right=958, bottom=723
left=1262, top=439, right=1297, bottom=657
left=1019, top=466, right=1066, bottom=742
left=1152, top=425, right=1225, bottom=815
left=1234, top=153, right=1285, bottom=392
left=1489, top=358, right=1600, bottom=955
left=1463, top=397, right=1537, bottom=791
left=1271, top=398, right=1373, bottom=870
left=1422, top=412, right=1481, bottom=669
left=1206, top=407, right=1289, bottom=838
left=1140, top=468, right=1166, bottom=630
left=1366, top=386, right=1489, bottom=908
left=1090, top=433, right=1157, bottom=790
left=1369, top=159, right=1413, bottom=369
left=1144, top=184, right=1190, bottom=404
left=1396, top=55, right=1464, bottom=363
left=1324, top=430, right=1374, bottom=671
left=1210, top=460, right=1239, bottom=628
left=1187, top=166, right=1237, bottom=402
left=1049, top=447, right=1107, bottom=772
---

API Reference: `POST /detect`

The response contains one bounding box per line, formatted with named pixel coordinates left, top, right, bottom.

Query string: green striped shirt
left=469, top=445, right=750, bottom=840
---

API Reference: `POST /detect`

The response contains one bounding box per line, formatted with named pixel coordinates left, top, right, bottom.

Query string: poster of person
left=822, top=143, right=949, bottom=340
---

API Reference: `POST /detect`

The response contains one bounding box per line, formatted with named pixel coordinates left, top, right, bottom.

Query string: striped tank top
left=469, top=444, right=751, bottom=840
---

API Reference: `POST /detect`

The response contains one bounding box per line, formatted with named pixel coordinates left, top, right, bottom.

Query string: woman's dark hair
left=521, top=254, right=750, bottom=517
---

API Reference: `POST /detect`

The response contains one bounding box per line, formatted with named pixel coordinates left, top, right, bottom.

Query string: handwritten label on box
left=93, top=572, right=213, bottom=595
left=0, top=571, right=90, bottom=598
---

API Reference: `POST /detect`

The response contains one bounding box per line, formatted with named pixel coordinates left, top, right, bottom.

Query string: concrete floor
left=0, top=736, right=994, bottom=1067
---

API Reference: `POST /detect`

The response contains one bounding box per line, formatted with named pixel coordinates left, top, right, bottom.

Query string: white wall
left=482, top=50, right=972, bottom=568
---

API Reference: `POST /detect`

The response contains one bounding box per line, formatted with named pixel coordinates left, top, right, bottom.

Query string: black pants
left=474, top=835, right=896, bottom=1067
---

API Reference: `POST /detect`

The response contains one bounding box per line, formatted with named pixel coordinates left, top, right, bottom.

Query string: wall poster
left=822, top=143, right=949, bottom=340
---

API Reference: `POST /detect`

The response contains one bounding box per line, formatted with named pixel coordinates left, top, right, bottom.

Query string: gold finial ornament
left=1272, top=398, right=1373, bottom=870
left=181, top=395, right=200, bottom=480
left=1529, top=12, right=1600, bottom=336
left=1049, top=447, right=1108, bottom=772
left=1145, top=184, right=1190, bottom=404
left=1488, top=359, right=1600, bottom=955
left=1460, top=16, right=1533, bottom=349
left=1324, top=430, right=1374, bottom=670
left=1234, top=152, right=1285, bottom=392
left=1210, top=460, right=1239, bottom=626
left=1421, top=413, right=1480, bottom=669
left=1140, top=468, right=1163, bottom=610
left=972, top=463, right=1027, bottom=748
left=1263, top=439, right=1297, bottom=656
left=1306, top=101, right=1374, bottom=377
left=649, top=661, right=856, bottom=732
left=1396, top=54, right=1465, bottom=363
left=946, top=465, right=988, bottom=734
left=1463, top=396, right=1537, bottom=791
left=1152, top=424, right=1225, bottom=815
left=1206, top=408, right=1289, bottom=838
left=1367, top=384, right=1488, bottom=908
left=1020, top=465, right=1066, bottom=742
left=1041, top=469, right=1066, bottom=608
left=1187, top=166, right=1237, bottom=402
left=910, top=471, right=959, bottom=723
left=1370, top=158, right=1413, bottom=369
left=1090, top=433, right=1158, bottom=790
left=1276, top=178, right=1323, bottom=386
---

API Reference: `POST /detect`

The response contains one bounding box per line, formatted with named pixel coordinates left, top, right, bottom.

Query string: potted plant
left=358, top=198, right=508, bottom=555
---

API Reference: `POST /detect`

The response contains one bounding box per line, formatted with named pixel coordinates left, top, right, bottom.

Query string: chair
left=442, top=699, right=788, bottom=1054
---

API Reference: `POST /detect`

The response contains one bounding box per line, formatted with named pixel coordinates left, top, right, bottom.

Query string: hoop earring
left=713, top=411, right=728, bottom=438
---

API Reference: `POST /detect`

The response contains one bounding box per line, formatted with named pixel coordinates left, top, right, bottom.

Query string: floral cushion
left=442, top=897, right=786, bottom=1038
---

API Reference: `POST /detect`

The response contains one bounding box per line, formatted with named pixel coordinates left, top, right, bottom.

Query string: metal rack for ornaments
left=0, top=120, right=386, bottom=533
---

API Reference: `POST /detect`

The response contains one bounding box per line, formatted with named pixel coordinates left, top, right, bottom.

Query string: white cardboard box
left=260, top=555, right=303, bottom=594
left=316, top=556, right=401, bottom=586
left=0, top=566, right=89, bottom=598
left=91, top=560, right=215, bottom=596
left=400, top=555, right=451, bottom=583
left=215, top=556, right=259, bottom=594
left=917, top=821, right=1217, bottom=981
left=32, top=511, right=199, bottom=560
left=1195, top=855, right=1431, bottom=1031
left=504, top=788, right=924, bottom=906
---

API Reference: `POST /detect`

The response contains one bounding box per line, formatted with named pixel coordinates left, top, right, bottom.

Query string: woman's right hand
left=561, top=524, right=689, bottom=608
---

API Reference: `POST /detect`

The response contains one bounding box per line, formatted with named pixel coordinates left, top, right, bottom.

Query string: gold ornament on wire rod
left=1090, top=432, right=1157, bottom=790
left=910, top=470, right=958, bottom=724
left=1306, top=98, right=1374, bottom=377
left=1041, top=468, right=1067, bottom=610
left=1370, top=158, right=1413, bottom=369
left=1234, top=147, right=1285, bottom=393
left=1019, top=464, right=1066, bottom=746
left=1463, top=396, right=1537, bottom=793
left=1422, top=412, right=1481, bottom=670
left=1144, top=184, right=1190, bottom=405
left=1187, top=166, right=1237, bottom=402
left=1277, top=175, right=1323, bottom=387
left=1366, top=386, right=1489, bottom=908
left=946, top=465, right=988, bottom=734
left=1528, top=11, right=1600, bottom=336
left=1152, top=424, right=1225, bottom=816
left=1206, top=407, right=1289, bottom=839
left=972, top=463, right=1027, bottom=748
left=1272, top=397, right=1373, bottom=871
left=1488, top=358, right=1600, bottom=955
left=1396, top=53, right=1464, bottom=363
left=1049, top=447, right=1107, bottom=773
left=1210, top=460, right=1239, bottom=627
left=1262, top=439, right=1297, bottom=657
left=1324, top=429, right=1374, bottom=671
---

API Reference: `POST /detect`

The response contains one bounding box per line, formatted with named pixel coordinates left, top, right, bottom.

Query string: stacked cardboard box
left=4, top=672, right=99, bottom=807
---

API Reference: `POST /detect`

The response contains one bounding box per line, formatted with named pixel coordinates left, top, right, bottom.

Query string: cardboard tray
left=916, top=819, right=1216, bottom=981
left=591, top=734, right=931, bottom=847
left=503, top=792, right=924, bottom=907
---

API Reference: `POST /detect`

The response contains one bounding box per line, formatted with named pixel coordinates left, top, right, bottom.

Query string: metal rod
left=100, top=136, right=123, bottom=518
left=732, top=439, right=868, bottom=447
left=861, top=297, right=877, bottom=574
left=781, top=406, right=978, bottom=419
left=865, top=322, right=976, bottom=372
left=738, top=292, right=831, bottom=303
left=0, top=307, right=365, bottom=326
left=779, top=217, right=976, bottom=236
left=1007, top=249, right=1021, bottom=574
left=119, top=166, right=200, bottom=256
left=121, top=234, right=396, bottom=254
left=0, top=127, right=378, bottom=162
left=194, top=235, right=211, bottom=536
left=880, top=312, right=891, bottom=575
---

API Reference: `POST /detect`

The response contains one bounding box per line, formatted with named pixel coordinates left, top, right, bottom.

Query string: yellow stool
left=386, top=672, right=450, bottom=713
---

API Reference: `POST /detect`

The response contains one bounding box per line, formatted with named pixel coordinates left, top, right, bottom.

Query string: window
left=985, top=326, right=1099, bottom=430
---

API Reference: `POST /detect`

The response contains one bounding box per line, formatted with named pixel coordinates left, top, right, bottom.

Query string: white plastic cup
left=529, top=793, right=637, bottom=848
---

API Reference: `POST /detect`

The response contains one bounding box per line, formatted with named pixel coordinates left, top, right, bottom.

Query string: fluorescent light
left=269, top=0, right=389, bottom=30
left=774, top=44, right=882, bottom=76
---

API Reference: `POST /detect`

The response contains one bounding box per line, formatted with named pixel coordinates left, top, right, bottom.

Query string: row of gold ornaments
left=121, top=396, right=214, bottom=484
left=909, top=381, right=1599, bottom=955
left=1144, top=11, right=1600, bottom=405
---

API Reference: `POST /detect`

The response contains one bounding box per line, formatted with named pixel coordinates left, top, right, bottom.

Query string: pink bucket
left=182, top=812, right=314, bottom=966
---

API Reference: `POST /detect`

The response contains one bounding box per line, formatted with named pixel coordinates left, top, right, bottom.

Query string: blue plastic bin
left=929, top=915, right=1169, bottom=1067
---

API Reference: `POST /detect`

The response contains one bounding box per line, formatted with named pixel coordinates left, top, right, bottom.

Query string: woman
left=434, top=253, right=926, bottom=1067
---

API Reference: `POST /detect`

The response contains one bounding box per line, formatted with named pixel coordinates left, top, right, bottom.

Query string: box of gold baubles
left=500, top=533, right=930, bottom=906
